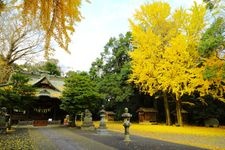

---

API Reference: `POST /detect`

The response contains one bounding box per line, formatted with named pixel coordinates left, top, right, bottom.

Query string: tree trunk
left=176, top=99, right=183, bottom=126
left=163, top=92, right=171, bottom=125
left=0, top=62, right=12, bottom=84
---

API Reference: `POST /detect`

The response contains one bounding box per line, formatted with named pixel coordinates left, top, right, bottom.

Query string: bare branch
left=0, top=9, right=44, bottom=66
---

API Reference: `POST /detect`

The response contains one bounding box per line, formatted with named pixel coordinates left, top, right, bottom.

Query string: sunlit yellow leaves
left=133, top=1, right=170, bottom=27
left=129, top=1, right=206, bottom=100
left=187, top=2, right=206, bottom=39
left=22, top=0, right=83, bottom=57
left=158, top=34, right=196, bottom=96
left=0, top=57, right=12, bottom=83
left=198, top=53, right=225, bottom=100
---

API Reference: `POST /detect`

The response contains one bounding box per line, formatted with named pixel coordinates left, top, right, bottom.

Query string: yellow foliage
left=198, top=53, right=225, bottom=101
left=129, top=1, right=206, bottom=100
left=0, top=57, right=12, bottom=84
left=21, top=0, right=83, bottom=57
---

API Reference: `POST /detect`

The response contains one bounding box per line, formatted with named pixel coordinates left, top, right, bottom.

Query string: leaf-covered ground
left=1, top=123, right=225, bottom=150
left=91, top=121, right=225, bottom=150
left=0, top=128, right=33, bottom=149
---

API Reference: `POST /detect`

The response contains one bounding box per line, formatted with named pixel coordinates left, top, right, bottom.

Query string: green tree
left=42, top=61, right=61, bottom=76
left=197, top=17, right=225, bottom=103
left=20, top=59, right=62, bottom=76
left=0, top=73, right=36, bottom=111
left=61, top=71, right=102, bottom=124
left=198, top=17, right=225, bottom=57
left=90, top=32, right=134, bottom=110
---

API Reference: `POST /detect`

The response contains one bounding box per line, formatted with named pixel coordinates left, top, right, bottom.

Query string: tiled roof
left=136, top=107, right=158, bottom=113
left=25, top=73, right=65, bottom=98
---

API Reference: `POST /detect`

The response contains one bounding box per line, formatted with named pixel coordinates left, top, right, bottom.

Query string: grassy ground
left=90, top=121, right=225, bottom=150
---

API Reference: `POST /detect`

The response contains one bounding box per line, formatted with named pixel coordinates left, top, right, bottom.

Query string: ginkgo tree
left=129, top=1, right=206, bottom=126
left=2, top=0, right=86, bottom=57
left=0, top=0, right=86, bottom=82
left=22, top=0, right=84, bottom=57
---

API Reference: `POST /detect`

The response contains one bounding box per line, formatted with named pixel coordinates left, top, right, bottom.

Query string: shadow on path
left=68, top=127, right=206, bottom=150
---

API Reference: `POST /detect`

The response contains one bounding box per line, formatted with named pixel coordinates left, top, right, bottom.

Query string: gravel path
left=69, top=128, right=206, bottom=150
left=27, top=126, right=205, bottom=150
left=28, top=127, right=115, bottom=150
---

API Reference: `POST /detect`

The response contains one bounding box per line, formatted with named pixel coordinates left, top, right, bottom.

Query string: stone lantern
left=99, top=105, right=107, bottom=129
left=97, top=105, right=109, bottom=135
left=0, top=107, right=10, bottom=133
left=121, top=107, right=132, bottom=142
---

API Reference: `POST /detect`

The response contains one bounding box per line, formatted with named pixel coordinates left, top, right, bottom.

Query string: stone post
left=121, top=107, right=132, bottom=142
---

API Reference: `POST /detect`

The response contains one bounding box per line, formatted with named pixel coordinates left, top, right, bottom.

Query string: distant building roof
left=21, top=71, right=65, bottom=98
left=136, top=107, right=158, bottom=113
left=105, top=111, right=115, bottom=115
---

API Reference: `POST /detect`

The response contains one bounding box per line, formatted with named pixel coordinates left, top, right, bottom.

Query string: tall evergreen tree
left=90, top=32, right=134, bottom=110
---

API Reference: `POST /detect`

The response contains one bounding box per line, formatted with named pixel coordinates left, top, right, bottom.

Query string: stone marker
left=81, top=109, right=95, bottom=130
left=122, top=107, right=132, bottom=142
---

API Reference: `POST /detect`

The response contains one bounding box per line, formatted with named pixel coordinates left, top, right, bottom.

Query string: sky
left=53, top=0, right=202, bottom=73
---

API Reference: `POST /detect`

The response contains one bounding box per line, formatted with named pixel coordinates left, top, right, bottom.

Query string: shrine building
left=11, top=72, right=66, bottom=126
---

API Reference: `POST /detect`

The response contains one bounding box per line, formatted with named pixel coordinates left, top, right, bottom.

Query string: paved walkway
left=28, top=126, right=205, bottom=150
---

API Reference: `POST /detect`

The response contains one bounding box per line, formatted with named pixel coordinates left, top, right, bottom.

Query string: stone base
left=98, top=125, right=107, bottom=129
left=124, top=134, right=131, bottom=142
left=96, top=128, right=110, bottom=135
left=81, top=125, right=95, bottom=131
